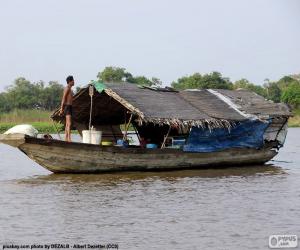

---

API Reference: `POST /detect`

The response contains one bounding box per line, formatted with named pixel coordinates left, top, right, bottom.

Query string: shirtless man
left=59, top=75, right=74, bottom=142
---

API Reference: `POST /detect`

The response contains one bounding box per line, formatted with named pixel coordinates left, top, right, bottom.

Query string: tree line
left=0, top=67, right=299, bottom=113
left=171, top=72, right=300, bottom=109
left=0, top=78, right=64, bottom=113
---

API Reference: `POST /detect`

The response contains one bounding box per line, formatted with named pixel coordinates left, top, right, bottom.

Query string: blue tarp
left=183, top=120, right=269, bottom=152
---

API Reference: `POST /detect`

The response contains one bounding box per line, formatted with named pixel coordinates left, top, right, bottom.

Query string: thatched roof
left=216, top=89, right=291, bottom=118
left=51, top=82, right=291, bottom=130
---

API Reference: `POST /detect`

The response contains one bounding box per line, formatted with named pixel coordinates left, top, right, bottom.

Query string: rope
left=89, top=85, right=94, bottom=130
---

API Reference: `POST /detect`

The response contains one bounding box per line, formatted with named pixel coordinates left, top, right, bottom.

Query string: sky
left=0, top=0, right=299, bottom=90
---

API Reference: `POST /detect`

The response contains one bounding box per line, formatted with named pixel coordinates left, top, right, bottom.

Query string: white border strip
left=207, top=89, right=258, bottom=120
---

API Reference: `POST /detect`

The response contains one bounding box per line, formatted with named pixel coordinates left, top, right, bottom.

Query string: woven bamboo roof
left=51, top=82, right=291, bottom=129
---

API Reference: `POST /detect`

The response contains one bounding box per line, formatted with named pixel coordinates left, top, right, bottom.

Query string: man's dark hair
left=66, top=75, right=74, bottom=84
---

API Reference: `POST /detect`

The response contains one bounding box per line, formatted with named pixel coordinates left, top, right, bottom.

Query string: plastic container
left=82, top=130, right=102, bottom=145
left=146, top=143, right=158, bottom=149
left=101, top=141, right=113, bottom=146
left=116, top=139, right=129, bottom=147
left=172, top=138, right=186, bottom=146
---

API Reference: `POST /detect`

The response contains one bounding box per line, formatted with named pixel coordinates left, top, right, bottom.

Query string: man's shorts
left=64, top=105, right=73, bottom=116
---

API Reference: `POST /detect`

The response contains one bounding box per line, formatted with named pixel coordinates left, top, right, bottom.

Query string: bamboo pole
left=161, top=126, right=171, bottom=149
left=133, top=125, right=142, bottom=145
left=88, top=85, right=94, bottom=130
left=123, top=113, right=133, bottom=140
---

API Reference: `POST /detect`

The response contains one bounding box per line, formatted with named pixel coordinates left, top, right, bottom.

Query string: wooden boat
left=0, top=133, right=279, bottom=173
left=0, top=83, right=291, bottom=173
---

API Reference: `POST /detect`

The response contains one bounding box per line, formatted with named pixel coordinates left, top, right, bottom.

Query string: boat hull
left=0, top=135, right=279, bottom=173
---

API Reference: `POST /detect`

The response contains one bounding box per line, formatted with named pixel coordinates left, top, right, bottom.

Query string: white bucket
left=82, top=130, right=102, bottom=145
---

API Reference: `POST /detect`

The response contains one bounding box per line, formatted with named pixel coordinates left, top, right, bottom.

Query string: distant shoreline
left=0, top=108, right=299, bottom=134
left=0, top=118, right=299, bottom=134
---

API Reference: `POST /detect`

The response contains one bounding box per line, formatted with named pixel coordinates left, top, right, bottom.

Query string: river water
left=0, top=129, right=299, bottom=250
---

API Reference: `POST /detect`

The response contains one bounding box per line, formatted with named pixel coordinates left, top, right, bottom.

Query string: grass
left=0, top=109, right=63, bottom=133
left=292, top=108, right=300, bottom=116
left=288, top=108, right=300, bottom=127
left=288, top=116, right=300, bottom=127
left=0, top=122, right=63, bottom=134
left=0, top=109, right=52, bottom=123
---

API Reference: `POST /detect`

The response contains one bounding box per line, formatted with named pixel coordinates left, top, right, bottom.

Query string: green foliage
left=277, top=76, right=295, bottom=88
left=1, top=70, right=300, bottom=124
left=151, top=77, right=162, bottom=86
left=127, top=76, right=152, bottom=85
left=0, top=78, right=64, bottom=113
left=171, top=71, right=299, bottom=107
left=0, top=92, right=10, bottom=112
left=262, top=77, right=300, bottom=105
left=5, top=77, right=42, bottom=109
left=281, top=81, right=300, bottom=108
left=97, top=66, right=161, bottom=86
left=233, top=79, right=267, bottom=97
left=263, top=82, right=281, bottom=102
left=171, top=72, right=233, bottom=90
left=40, top=81, right=64, bottom=110
left=97, top=66, right=131, bottom=82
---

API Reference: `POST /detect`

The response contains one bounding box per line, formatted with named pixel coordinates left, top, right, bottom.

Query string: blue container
left=117, top=139, right=129, bottom=147
left=146, top=143, right=158, bottom=149
left=172, top=139, right=186, bottom=146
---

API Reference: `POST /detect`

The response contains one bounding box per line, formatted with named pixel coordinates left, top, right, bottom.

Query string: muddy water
left=0, top=129, right=299, bottom=249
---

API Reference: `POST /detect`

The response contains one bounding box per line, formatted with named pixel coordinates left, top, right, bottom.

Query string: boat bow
left=0, top=133, right=27, bottom=148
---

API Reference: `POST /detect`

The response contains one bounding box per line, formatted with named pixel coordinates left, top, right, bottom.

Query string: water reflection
left=16, top=164, right=285, bottom=186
